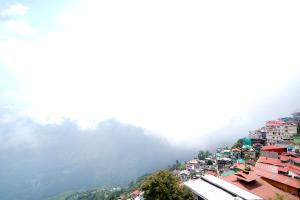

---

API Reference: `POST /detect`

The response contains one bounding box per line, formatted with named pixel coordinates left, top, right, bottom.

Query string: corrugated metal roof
left=184, top=178, right=234, bottom=200
left=202, top=175, right=263, bottom=200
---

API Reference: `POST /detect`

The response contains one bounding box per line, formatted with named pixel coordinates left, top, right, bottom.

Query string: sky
left=0, top=0, right=300, bottom=145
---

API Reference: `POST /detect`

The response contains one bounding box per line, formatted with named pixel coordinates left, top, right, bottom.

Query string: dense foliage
left=198, top=150, right=210, bottom=160
left=168, top=160, right=186, bottom=171
left=232, top=138, right=243, bottom=148
left=48, top=188, right=122, bottom=200
left=141, top=170, right=194, bottom=200
left=48, top=173, right=151, bottom=200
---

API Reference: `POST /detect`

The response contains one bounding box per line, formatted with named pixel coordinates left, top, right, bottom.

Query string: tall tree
left=232, top=138, right=243, bottom=148
left=198, top=150, right=206, bottom=160
left=141, top=170, right=194, bottom=200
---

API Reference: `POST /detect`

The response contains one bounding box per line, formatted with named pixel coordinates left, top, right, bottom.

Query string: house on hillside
left=231, top=148, right=242, bottom=159
left=130, top=190, right=144, bottom=200
left=222, top=169, right=299, bottom=200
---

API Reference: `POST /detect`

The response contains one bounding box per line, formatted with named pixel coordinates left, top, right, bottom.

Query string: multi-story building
left=286, top=123, right=297, bottom=137
left=265, top=120, right=298, bottom=145
left=248, top=127, right=266, bottom=140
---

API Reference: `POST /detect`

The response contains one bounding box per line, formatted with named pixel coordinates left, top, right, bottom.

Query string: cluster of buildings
left=121, top=112, right=300, bottom=200
left=249, top=112, right=300, bottom=146
left=182, top=112, right=300, bottom=200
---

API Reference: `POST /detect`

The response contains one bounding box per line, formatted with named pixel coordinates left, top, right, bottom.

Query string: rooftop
left=234, top=171, right=258, bottom=182
left=188, top=159, right=198, bottom=164
left=232, top=148, right=242, bottom=152
left=254, top=166, right=300, bottom=189
left=202, top=175, right=263, bottom=200
left=261, top=145, right=286, bottom=151
left=257, top=156, right=285, bottom=167
left=256, top=156, right=300, bottom=176
left=222, top=172, right=299, bottom=200
left=184, top=175, right=263, bottom=200
left=184, top=178, right=235, bottom=200
left=266, top=120, right=286, bottom=126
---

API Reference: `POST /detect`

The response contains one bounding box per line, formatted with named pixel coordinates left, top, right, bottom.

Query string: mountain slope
left=0, top=117, right=193, bottom=200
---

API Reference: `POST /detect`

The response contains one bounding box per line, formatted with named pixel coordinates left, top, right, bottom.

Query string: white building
left=184, top=175, right=263, bottom=200
left=265, top=120, right=297, bottom=144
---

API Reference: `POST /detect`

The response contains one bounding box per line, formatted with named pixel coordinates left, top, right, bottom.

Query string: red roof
left=282, top=152, right=300, bottom=158
left=278, top=167, right=289, bottom=173
left=261, top=145, right=286, bottom=151
left=234, top=171, right=258, bottom=182
left=286, top=164, right=300, bottom=175
left=254, top=166, right=300, bottom=189
left=189, top=159, right=198, bottom=164
left=292, top=157, right=300, bottom=163
left=257, top=156, right=285, bottom=167
left=257, top=156, right=300, bottom=175
left=280, top=155, right=291, bottom=162
left=231, top=163, right=239, bottom=169
left=222, top=172, right=299, bottom=200
left=266, top=120, right=286, bottom=126
left=231, top=148, right=241, bottom=152
left=255, top=163, right=278, bottom=173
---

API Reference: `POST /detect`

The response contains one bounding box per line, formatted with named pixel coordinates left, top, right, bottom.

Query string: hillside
left=0, top=118, right=193, bottom=200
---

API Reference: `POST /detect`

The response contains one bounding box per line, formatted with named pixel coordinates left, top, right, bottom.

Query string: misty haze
left=1, top=0, right=300, bottom=200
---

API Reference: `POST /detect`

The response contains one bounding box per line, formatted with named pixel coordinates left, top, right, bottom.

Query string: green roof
left=294, top=137, right=300, bottom=144
left=237, top=159, right=245, bottom=164
left=221, top=170, right=236, bottom=177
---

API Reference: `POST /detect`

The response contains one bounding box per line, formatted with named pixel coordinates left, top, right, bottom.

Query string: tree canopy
left=198, top=150, right=210, bottom=160
left=232, top=138, right=243, bottom=148
left=141, top=170, right=194, bottom=200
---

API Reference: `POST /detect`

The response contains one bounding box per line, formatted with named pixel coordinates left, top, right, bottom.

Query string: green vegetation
left=205, top=159, right=213, bottom=165
left=189, top=170, right=196, bottom=179
left=168, top=160, right=186, bottom=171
left=268, top=193, right=285, bottom=200
left=62, top=188, right=122, bottom=200
left=244, top=165, right=251, bottom=172
left=198, top=150, right=210, bottom=160
left=49, top=170, right=195, bottom=200
left=48, top=173, right=151, bottom=200
left=47, top=192, right=73, bottom=200
left=232, top=138, right=243, bottom=148
left=47, top=188, right=121, bottom=200
left=141, top=170, right=194, bottom=200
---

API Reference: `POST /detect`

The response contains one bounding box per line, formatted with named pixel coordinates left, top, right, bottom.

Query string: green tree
left=169, top=160, right=183, bottom=171
left=189, top=170, right=196, bottom=179
left=205, top=150, right=210, bottom=158
left=178, top=163, right=186, bottom=171
left=232, top=138, right=243, bottom=148
left=198, top=150, right=205, bottom=160
left=206, top=160, right=213, bottom=165
left=198, top=150, right=211, bottom=160
left=108, top=194, right=117, bottom=200
left=141, top=170, right=194, bottom=200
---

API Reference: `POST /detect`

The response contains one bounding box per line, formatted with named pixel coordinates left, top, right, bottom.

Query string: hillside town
left=130, top=112, right=300, bottom=200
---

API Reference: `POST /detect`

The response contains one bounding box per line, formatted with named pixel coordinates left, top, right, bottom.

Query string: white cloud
left=3, top=20, right=37, bottom=35
left=1, top=0, right=300, bottom=143
left=1, top=3, right=29, bottom=16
